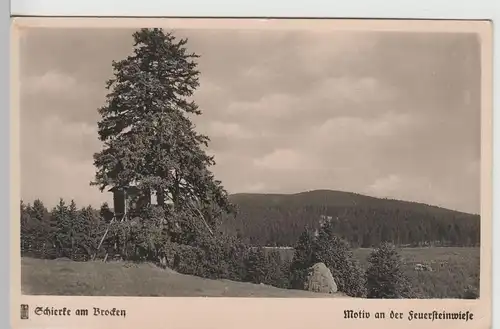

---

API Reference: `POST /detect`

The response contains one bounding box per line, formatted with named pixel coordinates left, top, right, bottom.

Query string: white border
left=7, top=1, right=499, bottom=329
left=10, top=0, right=500, bottom=19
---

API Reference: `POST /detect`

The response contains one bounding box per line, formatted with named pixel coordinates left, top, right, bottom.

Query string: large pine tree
left=91, top=28, right=234, bottom=236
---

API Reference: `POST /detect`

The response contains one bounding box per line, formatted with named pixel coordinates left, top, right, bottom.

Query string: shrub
left=266, top=251, right=291, bottom=289
left=289, top=223, right=366, bottom=297
left=289, top=228, right=317, bottom=289
left=167, top=243, right=207, bottom=276
left=461, top=285, right=479, bottom=299
left=365, top=242, right=413, bottom=298
left=314, top=222, right=366, bottom=297
left=245, top=248, right=271, bottom=284
left=243, top=248, right=291, bottom=288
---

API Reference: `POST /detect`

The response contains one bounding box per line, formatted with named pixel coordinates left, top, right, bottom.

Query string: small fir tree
left=365, top=242, right=413, bottom=299
left=245, top=248, right=271, bottom=284
left=314, top=221, right=366, bottom=297
left=289, top=227, right=317, bottom=289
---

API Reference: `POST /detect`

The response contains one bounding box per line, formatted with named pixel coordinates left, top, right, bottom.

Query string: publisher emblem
left=20, top=304, right=29, bottom=320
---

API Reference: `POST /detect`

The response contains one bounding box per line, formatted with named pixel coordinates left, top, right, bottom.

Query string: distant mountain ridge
left=229, top=189, right=476, bottom=215
left=221, top=190, right=480, bottom=248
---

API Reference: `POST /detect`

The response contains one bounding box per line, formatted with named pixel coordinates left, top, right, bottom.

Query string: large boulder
left=304, top=262, right=338, bottom=294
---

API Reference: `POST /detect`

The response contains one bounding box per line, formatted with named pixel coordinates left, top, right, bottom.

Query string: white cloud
left=202, top=121, right=255, bottom=139
left=196, top=78, right=225, bottom=98
left=312, top=76, right=396, bottom=105
left=22, top=154, right=111, bottom=208
left=226, top=93, right=295, bottom=118
left=23, top=70, right=82, bottom=96
left=19, top=30, right=480, bottom=213
left=223, top=76, right=397, bottom=126
left=253, top=148, right=313, bottom=171
left=294, top=33, right=376, bottom=75
left=242, top=182, right=267, bottom=193
left=364, top=174, right=444, bottom=207
left=312, top=111, right=417, bottom=148
left=21, top=115, right=105, bottom=207
left=42, top=115, right=97, bottom=136
left=366, top=174, right=402, bottom=195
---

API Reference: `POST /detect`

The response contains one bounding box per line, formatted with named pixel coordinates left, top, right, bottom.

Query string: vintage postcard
left=10, top=17, right=492, bottom=329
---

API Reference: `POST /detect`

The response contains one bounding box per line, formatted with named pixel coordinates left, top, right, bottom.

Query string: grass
left=265, top=246, right=480, bottom=298
left=353, top=247, right=480, bottom=299
left=21, top=247, right=480, bottom=298
left=21, top=257, right=348, bottom=298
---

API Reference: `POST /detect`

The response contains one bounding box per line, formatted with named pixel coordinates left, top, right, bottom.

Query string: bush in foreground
left=289, top=223, right=366, bottom=297
left=365, top=242, right=413, bottom=298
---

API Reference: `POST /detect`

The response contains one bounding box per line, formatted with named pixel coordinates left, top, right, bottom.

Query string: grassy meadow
left=21, top=246, right=479, bottom=298
left=353, top=247, right=480, bottom=298
left=21, top=257, right=348, bottom=298
left=263, top=246, right=480, bottom=299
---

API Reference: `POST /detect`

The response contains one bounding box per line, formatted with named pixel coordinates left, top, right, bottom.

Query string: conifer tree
left=29, top=199, right=54, bottom=258
left=245, top=248, right=271, bottom=284
left=67, top=200, right=79, bottom=259
left=78, top=206, right=99, bottom=260
left=314, top=221, right=366, bottom=297
left=52, top=198, right=71, bottom=258
left=20, top=201, right=33, bottom=254
left=99, top=202, right=114, bottom=223
left=289, top=227, right=317, bottom=289
left=91, top=28, right=234, bottom=240
left=365, top=242, right=413, bottom=298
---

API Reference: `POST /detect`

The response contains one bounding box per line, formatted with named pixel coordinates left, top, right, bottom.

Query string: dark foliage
left=289, top=223, right=366, bottom=297
left=19, top=28, right=479, bottom=300
left=461, top=285, right=479, bottom=299
left=21, top=199, right=100, bottom=260
left=91, top=28, right=235, bottom=237
left=365, top=242, right=414, bottom=298
left=222, top=190, right=480, bottom=248
left=289, top=228, right=316, bottom=289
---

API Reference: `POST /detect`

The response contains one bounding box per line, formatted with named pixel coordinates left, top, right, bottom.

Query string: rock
left=55, top=257, right=72, bottom=262
left=304, top=262, right=337, bottom=294
left=414, top=263, right=432, bottom=272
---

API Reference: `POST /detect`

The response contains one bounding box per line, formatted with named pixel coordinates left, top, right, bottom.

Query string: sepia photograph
left=15, top=18, right=489, bottom=304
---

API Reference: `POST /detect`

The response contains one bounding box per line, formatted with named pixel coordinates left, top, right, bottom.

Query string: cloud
left=242, top=182, right=268, bottom=193
left=312, top=76, right=396, bottom=106
left=18, top=29, right=481, bottom=213
left=253, top=148, right=313, bottom=171
left=225, top=93, right=297, bottom=122
left=366, top=174, right=403, bottom=195
left=364, top=174, right=464, bottom=210
left=22, top=115, right=100, bottom=163
left=22, top=154, right=112, bottom=209
left=292, top=32, right=377, bottom=76
left=220, top=76, right=399, bottom=140
left=201, top=121, right=255, bottom=139
left=303, top=111, right=418, bottom=159
left=23, top=70, right=83, bottom=96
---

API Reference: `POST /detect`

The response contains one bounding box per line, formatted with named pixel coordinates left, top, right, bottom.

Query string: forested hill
left=221, top=190, right=480, bottom=248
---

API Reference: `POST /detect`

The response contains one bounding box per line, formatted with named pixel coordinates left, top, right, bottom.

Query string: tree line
left=20, top=198, right=478, bottom=299
left=222, top=191, right=481, bottom=248
left=20, top=198, right=447, bottom=299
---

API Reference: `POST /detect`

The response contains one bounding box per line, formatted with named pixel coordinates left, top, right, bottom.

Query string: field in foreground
left=264, top=246, right=480, bottom=298
left=355, top=247, right=480, bottom=298
left=21, top=247, right=480, bottom=298
left=21, top=257, right=347, bottom=298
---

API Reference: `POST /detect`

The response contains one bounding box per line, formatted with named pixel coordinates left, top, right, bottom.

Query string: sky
left=18, top=27, right=481, bottom=214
